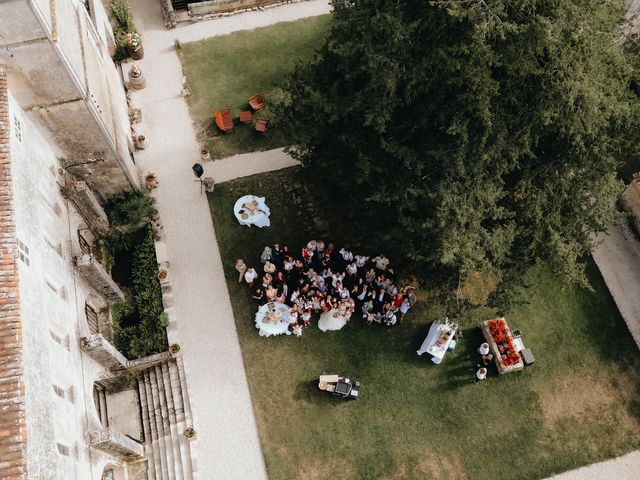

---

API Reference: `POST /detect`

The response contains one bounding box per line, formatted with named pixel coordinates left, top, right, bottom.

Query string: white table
left=234, top=195, right=270, bottom=228
left=255, top=302, right=291, bottom=337
left=416, top=321, right=457, bottom=360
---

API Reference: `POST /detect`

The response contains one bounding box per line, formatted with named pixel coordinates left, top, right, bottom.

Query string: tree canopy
left=278, top=0, right=640, bottom=289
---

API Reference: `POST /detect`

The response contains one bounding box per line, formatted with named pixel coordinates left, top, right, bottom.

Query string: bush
left=105, top=191, right=155, bottom=227
left=112, top=229, right=167, bottom=359
left=110, top=0, right=138, bottom=61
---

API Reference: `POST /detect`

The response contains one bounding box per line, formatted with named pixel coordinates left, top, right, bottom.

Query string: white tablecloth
left=234, top=195, right=270, bottom=228
left=318, top=309, right=347, bottom=332
left=416, top=321, right=457, bottom=359
left=255, top=302, right=291, bottom=337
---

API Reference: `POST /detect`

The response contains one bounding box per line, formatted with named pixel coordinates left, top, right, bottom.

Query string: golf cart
left=318, top=374, right=360, bottom=400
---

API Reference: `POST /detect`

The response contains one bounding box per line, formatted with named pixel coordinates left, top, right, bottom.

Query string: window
left=56, top=443, right=70, bottom=457
left=13, top=115, right=22, bottom=142
left=44, top=233, right=63, bottom=257
left=85, top=303, right=99, bottom=335
left=46, top=279, right=67, bottom=301
left=17, top=239, right=29, bottom=266
left=50, top=330, right=71, bottom=351
left=53, top=385, right=75, bottom=403
left=78, top=231, right=91, bottom=256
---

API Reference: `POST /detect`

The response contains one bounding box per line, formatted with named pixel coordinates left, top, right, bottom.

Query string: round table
left=234, top=195, right=270, bottom=228
left=255, top=302, right=291, bottom=337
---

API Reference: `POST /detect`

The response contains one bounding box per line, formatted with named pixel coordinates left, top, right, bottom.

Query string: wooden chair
left=213, top=108, right=234, bottom=133
left=255, top=117, right=270, bottom=134
left=248, top=92, right=266, bottom=111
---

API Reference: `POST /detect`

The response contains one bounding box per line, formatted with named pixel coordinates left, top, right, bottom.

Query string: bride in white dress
left=318, top=308, right=347, bottom=332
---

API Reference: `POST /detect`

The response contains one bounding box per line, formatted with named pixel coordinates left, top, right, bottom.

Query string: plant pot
left=128, top=42, right=144, bottom=60
left=201, top=149, right=211, bottom=161
left=184, top=427, right=196, bottom=439
left=128, top=65, right=146, bottom=90
left=134, top=134, right=146, bottom=150
left=158, top=269, right=168, bottom=281
left=169, top=343, right=181, bottom=355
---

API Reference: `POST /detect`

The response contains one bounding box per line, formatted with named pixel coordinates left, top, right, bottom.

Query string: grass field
left=181, top=16, right=330, bottom=159
left=207, top=168, right=640, bottom=480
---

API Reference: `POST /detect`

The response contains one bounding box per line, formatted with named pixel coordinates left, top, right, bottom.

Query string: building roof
left=0, top=64, right=28, bottom=480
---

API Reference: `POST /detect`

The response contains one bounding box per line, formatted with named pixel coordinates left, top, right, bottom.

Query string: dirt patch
left=414, top=453, right=468, bottom=480
left=296, top=458, right=354, bottom=480
left=536, top=375, right=640, bottom=430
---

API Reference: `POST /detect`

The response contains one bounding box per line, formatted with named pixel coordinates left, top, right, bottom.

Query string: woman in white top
left=283, top=257, right=294, bottom=273
left=475, top=367, right=487, bottom=382
left=244, top=268, right=258, bottom=286
left=263, top=261, right=276, bottom=274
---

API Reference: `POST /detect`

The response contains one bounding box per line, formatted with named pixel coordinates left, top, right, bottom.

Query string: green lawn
left=180, top=16, right=330, bottom=159
left=207, top=168, right=640, bottom=480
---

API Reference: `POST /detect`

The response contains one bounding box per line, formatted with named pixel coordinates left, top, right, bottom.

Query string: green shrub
left=111, top=229, right=167, bottom=359
left=110, top=0, right=138, bottom=61
left=105, top=191, right=155, bottom=227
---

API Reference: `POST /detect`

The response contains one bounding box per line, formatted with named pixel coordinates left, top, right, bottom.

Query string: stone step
left=176, top=356, right=197, bottom=477
left=158, top=362, right=183, bottom=480
left=137, top=358, right=195, bottom=480
left=143, top=370, right=165, bottom=480
left=168, top=360, right=194, bottom=480
left=148, top=368, right=171, bottom=480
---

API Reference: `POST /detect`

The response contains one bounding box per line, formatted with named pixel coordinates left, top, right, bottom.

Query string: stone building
left=0, top=1, right=194, bottom=479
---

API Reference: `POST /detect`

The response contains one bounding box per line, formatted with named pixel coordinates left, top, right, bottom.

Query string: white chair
left=431, top=355, right=442, bottom=365
left=448, top=339, right=457, bottom=351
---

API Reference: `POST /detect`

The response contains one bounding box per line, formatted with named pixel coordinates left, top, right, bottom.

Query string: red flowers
left=487, top=319, right=521, bottom=367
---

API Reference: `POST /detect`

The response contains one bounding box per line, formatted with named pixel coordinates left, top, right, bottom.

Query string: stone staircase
left=137, top=356, right=195, bottom=480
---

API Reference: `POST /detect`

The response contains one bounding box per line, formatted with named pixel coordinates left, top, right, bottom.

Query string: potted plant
left=158, top=268, right=168, bottom=282
left=169, top=343, right=181, bottom=355
left=145, top=173, right=158, bottom=190
left=134, top=134, right=146, bottom=150
left=184, top=427, right=196, bottom=439
left=150, top=208, right=160, bottom=220
left=126, top=32, right=144, bottom=60
left=200, top=148, right=211, bottom=161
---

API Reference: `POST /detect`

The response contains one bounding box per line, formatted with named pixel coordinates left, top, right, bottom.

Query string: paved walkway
left=592, top=223, right=640, bottom=348
left=128, top=0, right=330, bottom=478
left=544, top=450, right=640, bottom=480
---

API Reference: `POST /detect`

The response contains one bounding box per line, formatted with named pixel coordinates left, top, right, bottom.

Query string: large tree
left=279, top=0, right=640, bottom=289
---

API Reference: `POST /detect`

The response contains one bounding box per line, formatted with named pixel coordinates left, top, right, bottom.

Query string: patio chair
left=214, top=107, right=234, bottom=133
left=255, top=117, right=270, bottom=134
left=248, top=92, right=266, bottom=111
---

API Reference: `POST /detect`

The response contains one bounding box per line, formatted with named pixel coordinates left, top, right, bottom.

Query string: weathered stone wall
left=0, top=64, right=28, bottom=480
left=0, top=0, right=139, bottom=198
left=8, top=89, right=133, bottom=480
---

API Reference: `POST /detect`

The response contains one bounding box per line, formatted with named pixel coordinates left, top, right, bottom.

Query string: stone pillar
left=74, top=254, right=125, bottom=303
left=81, top=334, right=128, bottom=371
left=89, top=427, right=144, bottom=460
left=61, top=180, right=110, bottom=236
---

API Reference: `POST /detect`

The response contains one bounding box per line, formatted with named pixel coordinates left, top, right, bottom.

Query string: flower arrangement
left=487, top=318, right=521, bottom=367
left=126, top=32, right=140, bottom=47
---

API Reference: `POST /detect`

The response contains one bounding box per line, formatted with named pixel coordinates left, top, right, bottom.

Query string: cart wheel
left=355, top=381, right=360, bottom=387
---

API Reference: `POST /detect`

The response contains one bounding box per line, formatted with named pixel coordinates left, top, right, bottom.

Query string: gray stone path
left=128, top=0, right=330, bottom=478
left=592, top=224, right=640, bottom=348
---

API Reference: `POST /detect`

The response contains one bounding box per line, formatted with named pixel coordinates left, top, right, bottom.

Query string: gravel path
left=592, top=223, right=640, bottom=348
left=544, top=450, right=640, bottom=480
left=127, top=0, right=330, bottom=478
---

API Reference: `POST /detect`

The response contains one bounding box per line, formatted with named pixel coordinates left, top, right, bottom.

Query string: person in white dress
left=244, top=268, right=258, bottom=287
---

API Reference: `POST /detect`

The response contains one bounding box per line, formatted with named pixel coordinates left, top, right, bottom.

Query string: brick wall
left=0, top=65, right=28, bottom=479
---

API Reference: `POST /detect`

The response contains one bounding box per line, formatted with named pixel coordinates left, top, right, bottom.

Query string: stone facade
left=0, top=65, right=28, bottom=480
left=0, top=0, right=139, bottom=199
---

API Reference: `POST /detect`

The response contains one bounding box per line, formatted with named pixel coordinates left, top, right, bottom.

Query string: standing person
left=398, top=296, right=411, bottom=322
left=475, top=367, right=487, bottom=383
left=264, top=261, right=276, bottom=274
left=301, top=245, right=314, bottom=265
left=244, top=267, right=258, bottom=287
left=235, top=259, right=247, bottom=283
left=316, top=240, right=325, bottom=258
left=406, top=286, right=417, bottom=308
left=373, top=254, right=390, bottom=272
left=260, top=246, right=272, bottom=264
left=272, top=243, right=284, bottom=270
left=252, top=285, right=265, bottom=304
left=365, top=267, right=377, bottom=284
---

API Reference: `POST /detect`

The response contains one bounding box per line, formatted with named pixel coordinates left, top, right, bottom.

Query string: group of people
left=235, top=240, right=417, bottom=333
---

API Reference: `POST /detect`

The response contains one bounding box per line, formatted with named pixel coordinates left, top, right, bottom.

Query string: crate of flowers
left=481, top=318, right=524, bottom=374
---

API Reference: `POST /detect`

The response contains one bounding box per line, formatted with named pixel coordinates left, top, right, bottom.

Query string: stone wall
left=622, top=173, right=640, bottom=233
left=0, top=64, right=29, bottom=480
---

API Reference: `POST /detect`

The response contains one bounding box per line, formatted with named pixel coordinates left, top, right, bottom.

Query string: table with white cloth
left=416, top=320, right=457, bottom=360
left=255, top=302, right=291, bottom=337
left=234, top=195, right=271, bottom=228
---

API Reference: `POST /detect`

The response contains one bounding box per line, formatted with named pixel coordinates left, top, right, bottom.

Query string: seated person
left=478, top=342, right=494, bottom=366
